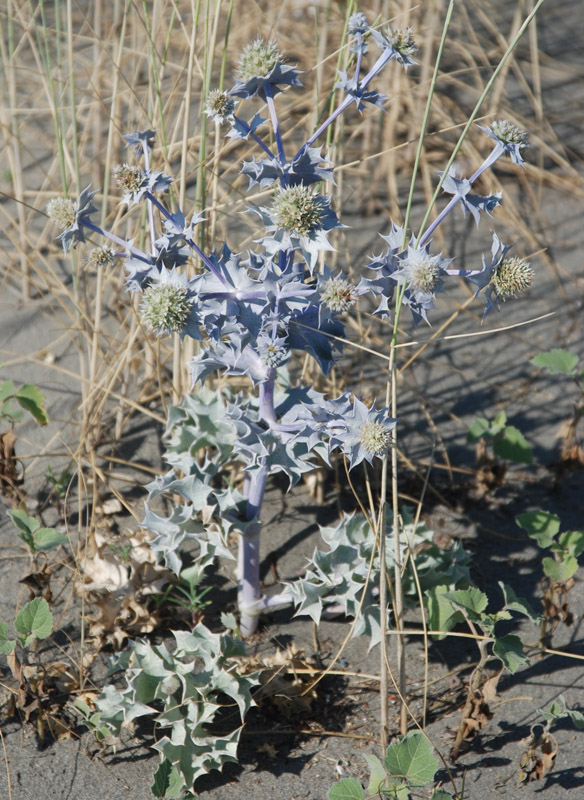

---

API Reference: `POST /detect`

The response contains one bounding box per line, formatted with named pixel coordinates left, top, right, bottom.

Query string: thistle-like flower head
left=47, top=185, right=98, bottom=252
left=320, top=274, right=357, bottom=313
left=273, top=185, right=325, bottom=236
left=328, top=397, right=397, bottom=469
left=392, top=243, right=451, bottom=324
left=86, top=246, right=115, bottom=269
left=371, top=26, right=417, bottom=68
left=254, top=185, right=342, bottom=272
left=468, top=232, right=532, bottom=318
left=205, top=89, right=236, bottom=125
left=230, top=38, right=302, bottom=100
left=348, top=12, right=370, bottom=36
left=480, top=119, right=529, bottom=166
left=237, top=38, right=282, bottom=82
left=114, top=163, right=172, bottom=207
left=491, top=256, right=533, bottom=300
left=139, top=267, right=197, bottom=337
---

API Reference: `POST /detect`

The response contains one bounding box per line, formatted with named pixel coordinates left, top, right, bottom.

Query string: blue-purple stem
left=418, top=143, right=505, bottom=248
left=264, top=84, right=286, bottom=166
left=80, top=218, right=151, bottom=262
left=142, top=141, right=157, bottom=254
left=145, top=191, right=229, bottom=285
left=232, top=114, right=276, bottom=159
left=238, top=366, right=276, bottom=634
left=298, top=49, right=392, bottom=157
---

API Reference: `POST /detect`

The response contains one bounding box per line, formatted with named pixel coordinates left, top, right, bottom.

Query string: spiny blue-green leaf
left=492, top=633, right=528, bottom=673
left=516, top=511, right=560, bottom=548
left=542, top=555, right=578, bottom=582
left=364, top=753, right=387, bottom=795
left=384, top=731, right=438, bottom=787
left=14, top=384, right=49, bottom=425
left=531, top=349, right=579, bottom=376
left=0, top=621, right=16, bottom=654
left=328, top=778, right=364, bottom=800
left=14, top=597, right=52, bottom=645
left=494, top=425, right=532, bottom=464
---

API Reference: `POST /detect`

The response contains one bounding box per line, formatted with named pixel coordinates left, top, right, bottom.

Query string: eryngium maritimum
left=114, top=163, right=145, bottom=194
left=273, top=185, right=324, bottom=236
left=205, top=89, right=235, bottom=124
left=321, top=277, right=356, bottom=312
left=47, top=197, right=77, bottom=230
left=141, top=283, right=191, bottom=334
left=489, top=120, right=529, bottom=149
left=492, top=256, right=533, bottom=300
left=237, top=38, right=283, bottom=81
left=359, top=420, right=393, bottom=456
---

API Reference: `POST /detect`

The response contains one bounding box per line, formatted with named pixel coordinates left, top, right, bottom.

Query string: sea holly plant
left=46, top=17, right=535, bottom=644
left=516, top=510, right=584, bottom=647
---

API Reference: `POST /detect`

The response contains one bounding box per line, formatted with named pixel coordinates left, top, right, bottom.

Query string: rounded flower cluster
left=383, top=26, right=416, bottom=58
left=237, top=38, right=282, bottom=82
left=113, top=163, right=145, bottom=194
left=359, top=421, right=393, bottom=456
left=205, top=89, right=235, bottom=124
left=46, top=197, right=76, bottom=230
left=492, top=256, right=533, bottom=300
left=348, top=12, right=369, bottom=35
left=402, top=251, right=441, bottom=293
left=87, top=246, right=115, bottom=269
left=321, top=277, right=356, bottom=312
left=273, top=185, right=324, bottom=236
left=141, top=283, right=191, bottom=334
left=490, top=120, right=529, bottom=149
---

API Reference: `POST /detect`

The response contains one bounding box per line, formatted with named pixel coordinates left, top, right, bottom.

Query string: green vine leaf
left=0, top=621, right=16, bottom=655
left=14, top=597, right=53, bottom=646
left=14, top=384, right=49, bottom=425
left=493, top=425, right=532, bottom=464
left=492, top=633, right=528, bottom=673
left=542, top=555, right=578, bottom=583
left=516, top=511, right=560, bottom=548
left=531, top=349, right=579, bottom=376
left=384, top=731, right=438, bottom=787
left=328, top=778, right=364, bottom=800
left=364, top=753, right=387, bottom=795
left=151, top=759, right=184, bottom=798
